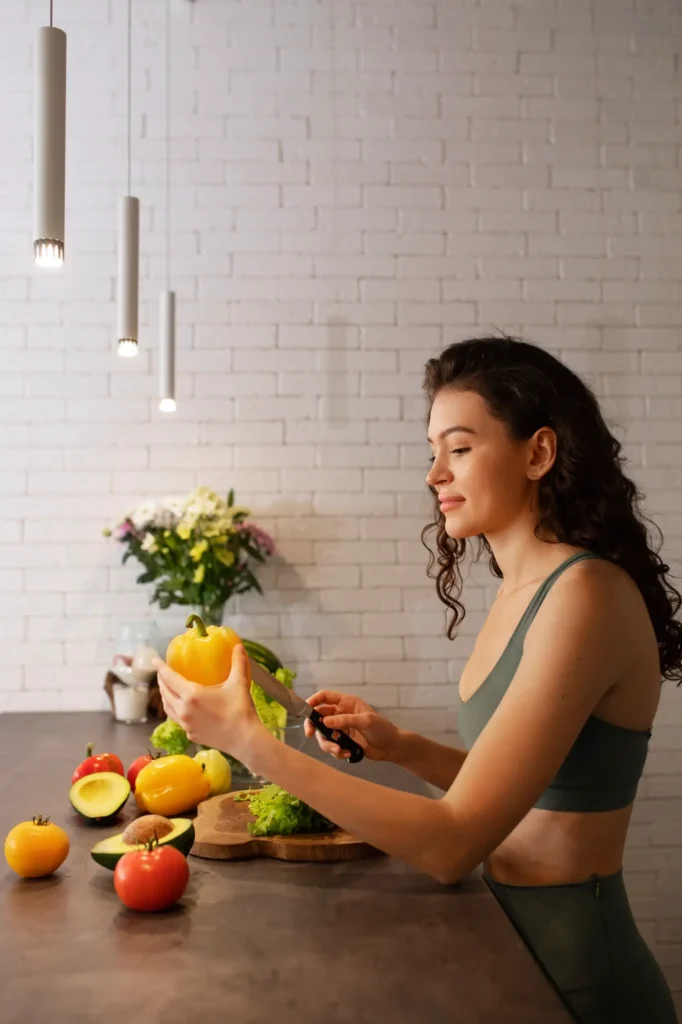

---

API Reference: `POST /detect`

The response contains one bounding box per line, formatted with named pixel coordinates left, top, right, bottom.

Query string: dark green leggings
left=483, top=869, right=678, bottom=1023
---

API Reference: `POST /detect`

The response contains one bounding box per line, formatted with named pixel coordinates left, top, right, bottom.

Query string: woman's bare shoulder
left=549, top=552, right=660, bottom=713
left=557, top=552, right=647, bottom=616
left=527, top=551, right=655, bottom=672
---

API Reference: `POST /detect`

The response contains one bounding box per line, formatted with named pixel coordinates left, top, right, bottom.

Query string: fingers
left=230, top=644, right=251, bottom=685
left=322, top=711, right=373, bottom=732
left=152, top=658, right=192, bottom=699
left=318, top=736, right=351, bottom=760
left=153, top=657, right=204, bottom=734
left=303, top=702, right=337, bottom=736
left=308, top=703, right=338, bottom=718
left=158, top=685, right=182, bottom=725
left=302, top=717, right=351, bottom=760
left=306, top=690, right=343, bottom=708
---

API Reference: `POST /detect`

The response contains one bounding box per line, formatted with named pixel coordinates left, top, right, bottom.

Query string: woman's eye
left=428, top=448, right=470, bottom=464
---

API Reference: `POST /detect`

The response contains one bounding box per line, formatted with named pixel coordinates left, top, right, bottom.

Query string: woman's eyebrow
left=426, top=425, right=477, bottom=443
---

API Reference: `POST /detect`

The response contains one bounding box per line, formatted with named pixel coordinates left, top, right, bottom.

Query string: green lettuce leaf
left=234, top=784, right=336, bottom=837
left=149, top=717, right=192, bottom=755
left=249, top=666, right=296, bottom=736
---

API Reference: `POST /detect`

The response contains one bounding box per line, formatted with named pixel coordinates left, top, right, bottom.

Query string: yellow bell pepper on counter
left=134, top=754, right=211, bottom=816
left=193, top=749, right=232, bottom=796
left=166, top=614, right=242, bottom=688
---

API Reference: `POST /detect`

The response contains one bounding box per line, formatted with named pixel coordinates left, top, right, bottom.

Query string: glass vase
left=191, top=603, right=226, bottom=628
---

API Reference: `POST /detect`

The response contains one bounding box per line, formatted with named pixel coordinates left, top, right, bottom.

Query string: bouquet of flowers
left=104, top=486, right=276, bottom=623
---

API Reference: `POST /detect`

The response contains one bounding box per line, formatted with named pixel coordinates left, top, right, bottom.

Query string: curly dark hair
left=420, top=334, right=682, bottom=684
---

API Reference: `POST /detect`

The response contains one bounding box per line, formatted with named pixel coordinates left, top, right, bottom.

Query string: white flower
left=153, top=495, right=184, bottom=529
left=160, top=495, right=185, bottom=519
left=184, top=486, right=222, bottom=520
left=129, top=500, right=159, bottom=531
left=187, top=495, right=219, bottom=518
left=141, top=532, right=157, bottom=553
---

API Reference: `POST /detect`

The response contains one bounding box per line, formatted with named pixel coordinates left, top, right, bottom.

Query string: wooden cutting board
left=190, top=789, right=383, bottom=862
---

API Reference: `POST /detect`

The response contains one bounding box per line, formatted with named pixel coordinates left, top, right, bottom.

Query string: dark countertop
left=0, top=712, right=571, bottom=1024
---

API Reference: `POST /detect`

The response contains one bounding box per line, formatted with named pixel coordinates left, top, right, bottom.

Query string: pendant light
left=159, top=291, right=176, bottom=413
left=33, top=0, right=66, bottom=267
left=159, top=0, right=176, bottom=412
left=117, top=0, right=140, bottom=358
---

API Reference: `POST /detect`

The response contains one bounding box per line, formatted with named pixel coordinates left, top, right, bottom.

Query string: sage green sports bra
left=457, top=551, right=652, bottom=813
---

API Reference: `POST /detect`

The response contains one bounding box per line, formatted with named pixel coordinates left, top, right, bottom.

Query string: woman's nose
left=426, top=456, right=451, bottom=488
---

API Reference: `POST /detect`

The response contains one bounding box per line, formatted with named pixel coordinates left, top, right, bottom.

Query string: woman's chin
left=443, top=516, right=477, bottom=541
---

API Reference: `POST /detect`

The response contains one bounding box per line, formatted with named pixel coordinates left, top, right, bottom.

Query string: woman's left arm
left=155, top=571, right=623, bottom=885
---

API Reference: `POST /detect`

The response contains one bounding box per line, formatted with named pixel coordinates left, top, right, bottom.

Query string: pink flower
left=114, top=519, right=134, bottom=540
left=236, top=522, right=276, bottom=556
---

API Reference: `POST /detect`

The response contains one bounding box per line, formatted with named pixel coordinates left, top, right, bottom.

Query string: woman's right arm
left=304, top=690, right=467, bottom=792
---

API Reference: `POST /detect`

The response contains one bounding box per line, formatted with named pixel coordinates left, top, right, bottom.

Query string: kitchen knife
left=248, top=657, right=365, bottom=764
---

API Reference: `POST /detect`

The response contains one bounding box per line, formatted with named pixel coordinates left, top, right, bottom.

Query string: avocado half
left=90, top=818, right=195, bottom=869
left=69, top=771, right=131, bottom=822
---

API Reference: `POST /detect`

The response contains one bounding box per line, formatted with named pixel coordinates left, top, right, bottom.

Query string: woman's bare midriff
left=483, top=802, right=633, bottom=886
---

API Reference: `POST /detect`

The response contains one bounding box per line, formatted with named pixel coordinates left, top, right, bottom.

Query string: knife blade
left=248, top=657, right=365, bottom=764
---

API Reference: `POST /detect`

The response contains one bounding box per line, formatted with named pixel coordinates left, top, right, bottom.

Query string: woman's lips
left=439, top=498, right=465, bottom=513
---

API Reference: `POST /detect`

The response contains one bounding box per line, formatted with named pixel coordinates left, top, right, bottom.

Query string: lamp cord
left=127, top=0, right=132, bottom=195
left=165, top=0, right=171, bottom=290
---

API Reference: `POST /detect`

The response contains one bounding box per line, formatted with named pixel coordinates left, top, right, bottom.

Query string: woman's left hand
left=153, top=643, right=266, bottom=763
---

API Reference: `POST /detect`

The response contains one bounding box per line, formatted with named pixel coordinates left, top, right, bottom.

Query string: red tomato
left=71, top=743, right=125, bottom=784
left=113, top=845, right=189, bottom=912
left=126, top=754, right=154, bottom=791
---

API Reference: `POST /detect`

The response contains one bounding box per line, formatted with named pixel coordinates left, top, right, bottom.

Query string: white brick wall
left=1, top=0, right=681, bottom=1001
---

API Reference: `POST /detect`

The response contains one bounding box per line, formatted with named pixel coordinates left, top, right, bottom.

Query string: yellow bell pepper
left=166, top=614, right=242, bottom=687
left=193, top=749, right=232, bottom=796
left=135, top=754, right=211, bottom=816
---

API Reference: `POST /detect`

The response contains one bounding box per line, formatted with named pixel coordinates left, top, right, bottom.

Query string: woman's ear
left=527, top=426, right=556, bottom=480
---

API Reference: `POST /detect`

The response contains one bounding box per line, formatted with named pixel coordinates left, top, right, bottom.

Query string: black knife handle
left=308, top=708, right=364, bottom=763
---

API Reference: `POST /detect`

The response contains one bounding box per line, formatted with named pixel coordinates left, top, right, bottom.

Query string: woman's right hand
left=303, top=691, right=400, bottom=763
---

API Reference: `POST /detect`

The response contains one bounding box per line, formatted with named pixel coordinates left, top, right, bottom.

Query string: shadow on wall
left=319, top=315, right=353, bottom=430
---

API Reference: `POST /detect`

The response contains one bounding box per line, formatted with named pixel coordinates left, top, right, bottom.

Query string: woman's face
left=426, top=388, right=553, bottom=540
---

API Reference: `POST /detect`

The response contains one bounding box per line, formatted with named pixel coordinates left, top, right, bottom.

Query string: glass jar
left=112, top=680, right=150, bottom=724
left=110, top=621, right=161, bottom=724
left=116, top=621, right=161, bottom=658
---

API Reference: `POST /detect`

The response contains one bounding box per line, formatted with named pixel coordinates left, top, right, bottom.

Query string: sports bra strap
left=509, top=551, right=602, bottom=649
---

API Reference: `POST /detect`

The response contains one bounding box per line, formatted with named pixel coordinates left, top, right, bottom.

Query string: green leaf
left=234, top=785, right=335, bottom=837
left=136, top=570, right=158, bottom=584
left=149, top=719, right=191, bottom=755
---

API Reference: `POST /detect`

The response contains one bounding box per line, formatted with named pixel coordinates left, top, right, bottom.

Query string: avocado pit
left=123, top=815, right=175, bottom=845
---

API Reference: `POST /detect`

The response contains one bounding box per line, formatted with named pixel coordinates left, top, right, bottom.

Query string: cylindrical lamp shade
left=33, top=27, right=67, bottom=267
left=159, top=290, right=176, bottom=412
left=116, top=196, right=139, bottom=357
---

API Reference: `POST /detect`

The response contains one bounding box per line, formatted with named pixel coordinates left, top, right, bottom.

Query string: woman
left=155, top=335, right=680, bottom=1023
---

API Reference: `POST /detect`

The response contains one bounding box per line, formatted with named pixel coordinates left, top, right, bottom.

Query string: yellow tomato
left=135, top=754, right=210, bottom=816
left=166, top=614, right=241, bottom=688
left=5, top=815, right=70, bottom=878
